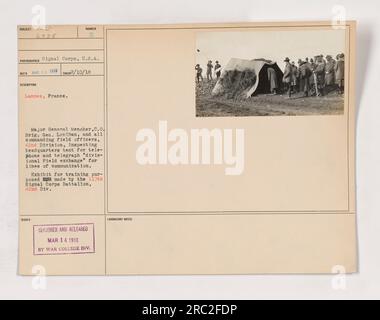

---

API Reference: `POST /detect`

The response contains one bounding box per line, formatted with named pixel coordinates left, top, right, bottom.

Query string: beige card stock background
left=18, top=22, right=357, bottom=275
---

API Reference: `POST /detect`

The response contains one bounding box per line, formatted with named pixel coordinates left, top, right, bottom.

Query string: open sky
left=196, top=28, right=346, bottom=71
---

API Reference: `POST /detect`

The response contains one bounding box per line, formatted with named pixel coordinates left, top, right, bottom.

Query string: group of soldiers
left=195, top=54, right=345, bottom=99
left=195, top=60, right=222, bottom=83
left=279, top=53, right=345, bottom=98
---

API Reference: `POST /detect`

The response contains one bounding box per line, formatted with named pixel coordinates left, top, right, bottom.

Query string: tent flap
left=212, top=58, right=283, bottom=98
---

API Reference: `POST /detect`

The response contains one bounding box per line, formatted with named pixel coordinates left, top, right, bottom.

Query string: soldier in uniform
left=195, top=64, right=203, bottom=83
left=309, top=58, right=317, bottom=95
left=314, top=55, right=326, bottom=96
left=267, top=67, right=279, bottom=94
left=335, top=53, right=345, bottom=94
left=291, top=61, right=298, bottom=93
left=206, top=60, right=213, bottom=81
left=297, top=59, right=304, bottom=93
left=298, top=60, right=312, bottom=97
left=324, top=55, right=336, bottom=94
left=282, top=57, right=293, bottom=98
left=214, top=61, right=222, bottom=79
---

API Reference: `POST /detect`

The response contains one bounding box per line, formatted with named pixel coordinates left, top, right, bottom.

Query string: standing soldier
left=291, top=61, right=298, bottom=93
left=282, top=57, right=293, bottom=98
left=214, top=61, right=222, bottom=79
left=195, top=64, right=203, bottom=83
left=206, top=60, right=213, bottom=81
left=267, top=67, right=279, bottom=95
left=309, top=58, right=317, bottom=95
left=335, top=53, right=345, bottom=94
left=314, top=55, right=326, bottom=96
left=324, top=55, right=336, bottom=94
left=297, top=59, right=303, bottom=93
left=298, top=60, right=312, bottom=97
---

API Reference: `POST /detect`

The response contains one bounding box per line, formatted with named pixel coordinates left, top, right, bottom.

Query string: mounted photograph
left=195, top=28, right=347, bottom=117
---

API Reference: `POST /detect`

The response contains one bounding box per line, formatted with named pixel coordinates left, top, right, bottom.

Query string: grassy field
left=196, top=80, right=344, bottom=117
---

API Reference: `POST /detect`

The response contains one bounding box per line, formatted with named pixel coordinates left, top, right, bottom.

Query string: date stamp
left=33, top=223, right=95, bottom=256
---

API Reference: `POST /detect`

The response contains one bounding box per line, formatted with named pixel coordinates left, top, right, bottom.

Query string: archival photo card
left=18, top=22, right=357, bottom=275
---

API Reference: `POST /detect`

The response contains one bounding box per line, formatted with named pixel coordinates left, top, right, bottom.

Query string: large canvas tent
left=212, top=58, right=284, bottom=99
